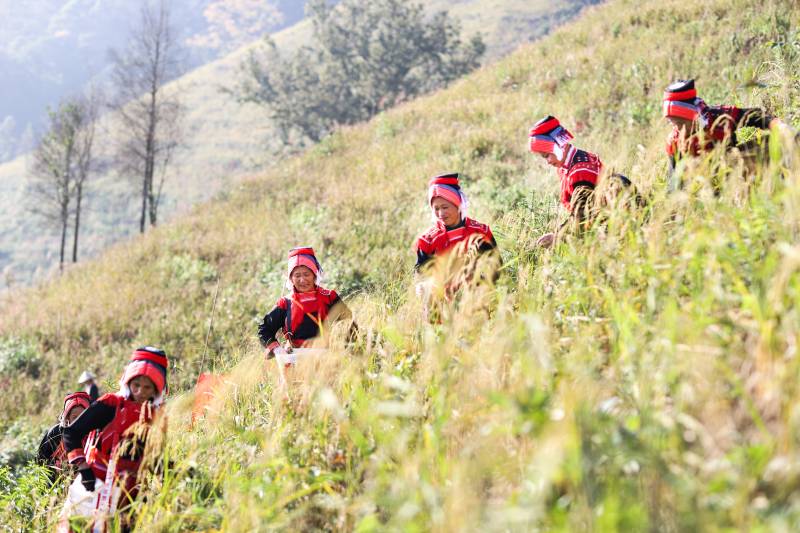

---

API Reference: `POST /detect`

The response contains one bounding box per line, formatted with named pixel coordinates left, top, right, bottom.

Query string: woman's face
left=129, top=375, right=157, bottom=403
left=667, top=116, right=695, bottom=136
left=539, top=151, right=562, bottom=167
left=431, top=196, right=460, bottom=226
left=65, top=406, right=85, bottom=425
left=290, top=265, right=316, bottom=292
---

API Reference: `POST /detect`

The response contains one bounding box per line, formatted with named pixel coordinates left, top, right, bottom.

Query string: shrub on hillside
left=0, top=463, right=55, bottom=529
left=236, top=0, right=485, bottom=146
left=166, top=254, right=218, bottom=286
left=0, top=337, right=43, bottom=379
left=0, top=418, right=41, bottom=470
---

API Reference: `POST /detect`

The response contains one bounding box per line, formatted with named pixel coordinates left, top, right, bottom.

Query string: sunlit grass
left=1, top=0, right=800, bottom=529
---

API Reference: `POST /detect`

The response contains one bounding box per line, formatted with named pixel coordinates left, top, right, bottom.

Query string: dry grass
left=2, top=0, right=800, bottom=530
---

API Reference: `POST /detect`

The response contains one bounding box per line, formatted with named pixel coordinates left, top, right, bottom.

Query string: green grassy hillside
left=0, top=0, right=595, bottom=288
left=2, top=0, right=800, bottom=529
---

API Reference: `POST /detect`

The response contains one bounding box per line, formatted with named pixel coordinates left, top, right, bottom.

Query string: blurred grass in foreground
left=2, top=0, right=800, bottom=529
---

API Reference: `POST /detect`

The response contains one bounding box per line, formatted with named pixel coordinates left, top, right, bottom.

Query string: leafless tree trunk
left=27, top=94, right=99, bottom=271
left=109, top=0, right=184, bottom=233
left=71, top=90, right=100, bottom=263
left=27, top=100, right=83, bottom=272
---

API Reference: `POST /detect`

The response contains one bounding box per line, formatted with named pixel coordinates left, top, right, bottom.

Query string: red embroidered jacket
left=415, top=217, right=496, bottom=270
left=666, top=105, right=773, bottom=169
left=64, top=393, right=157, bottom=488
left=558, top=146, right=602, bottom=210
left=258, top=287, right=351, bottom=348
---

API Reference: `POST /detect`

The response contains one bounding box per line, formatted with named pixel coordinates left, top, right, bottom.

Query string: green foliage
left=0, top=337, right=43, bottom=378
left=165, top=254, right=218, bottom=286
left=237, top=0, right=485, bottom=144
left=0, top=463, right=56, bottom=530
left=0, top=0, right=594, bottom=289
left=0, top=418, right=41, bottom=470
left=2, top=0, right=800, bottom=529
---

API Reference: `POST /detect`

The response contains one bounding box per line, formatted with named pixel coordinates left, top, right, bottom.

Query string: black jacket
left=37, top=423, right=64, bottom=466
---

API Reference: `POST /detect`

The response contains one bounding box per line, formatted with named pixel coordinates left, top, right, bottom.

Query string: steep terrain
left=0, top=0, right=600, bottom=288
left=1, top=0, right=799, bottom=529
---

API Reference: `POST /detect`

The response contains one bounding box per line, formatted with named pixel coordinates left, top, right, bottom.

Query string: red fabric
left=663, top=100, right=700, bottom=120
left=558, top=148, right=602, bottom=209
left=84, top=394, right=154, bottom=482
left=288, top=255, right=320, bottom=277
left=665, top=105, right=743, bottom=157
left=131, top=349, right=168, bottom=369
left=428, top=185, right=462, bottom=207
left=63, top=392, right=91, bottom=418
left=288, top=247, right=315, bottom=259
left=428, top=175, right=459, bottom=187
left=663, top=88, right=697, bottom=101
left=416, top=217, right=494, bottom=257
left=276, top=287, right=339, bottom=347
left=529, top=137, right=557, bottom=154
left=122, top=361, right=166, bottom=395
left=67, top=448, right=85, bottom=464
left=528, top=116, right=574, bottom=152
left=191, top=373, right=225, bottom=425
left=287, top=247, right=320, bottom=277
left=51, top=441, right=68, bottom=468
left=52, top=436, right=88, bottom=471
left=529, top=117, right=561, bottom=136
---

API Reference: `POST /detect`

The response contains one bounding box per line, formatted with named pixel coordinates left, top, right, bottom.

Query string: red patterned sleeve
left=566, top=165, right=599, bottom=195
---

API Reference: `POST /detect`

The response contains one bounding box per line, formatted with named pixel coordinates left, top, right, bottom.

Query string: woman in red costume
left=413, top=173, right=498, bottom=313
left=528, top=115, right=606, bottom=247
left=37, top=392, right=92, bottom=480
left=61, top=346, right=168, bottom=528
left=414, top=172, right=497, bottom=272
left=662, top=78, right=791, bottom=181
left=258, top=247, right=355, bottom=363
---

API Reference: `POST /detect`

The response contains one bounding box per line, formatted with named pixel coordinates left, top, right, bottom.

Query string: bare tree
left=27, top=97, right=96, bottom=272
left=109, top=0, right=184, bottom=233
left=71, top=90, right=101, bottom=263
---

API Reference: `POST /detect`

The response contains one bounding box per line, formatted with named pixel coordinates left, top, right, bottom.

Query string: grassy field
left=0, top=0, right=595, bottom=288
left=2, top=0, right=800, bottom=529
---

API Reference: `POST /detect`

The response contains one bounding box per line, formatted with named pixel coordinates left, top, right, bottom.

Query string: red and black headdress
left=287, top=246, right=322, bottom=279
left=427, top=172, right=466, bottom=211
left=529, top=116, right=574, bottom=158
left=662, top=79, right=705, bottom=121
left=120, top=346, right=169, bottom=402
left=60, top=391, right=91, bottom=425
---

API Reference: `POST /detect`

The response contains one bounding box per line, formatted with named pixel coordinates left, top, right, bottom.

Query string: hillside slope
left=0, top=0, right=600, bottom=288
left=2, top=0, right=800, bottom=529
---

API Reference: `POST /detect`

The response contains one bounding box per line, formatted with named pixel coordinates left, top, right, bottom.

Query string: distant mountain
left=0, top=0, right=308, bottom=163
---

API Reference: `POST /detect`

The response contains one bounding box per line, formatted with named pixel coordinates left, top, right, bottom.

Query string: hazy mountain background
left=0, top=0, right=600, bottom=288
left=0, top=0, right=307, bottom=162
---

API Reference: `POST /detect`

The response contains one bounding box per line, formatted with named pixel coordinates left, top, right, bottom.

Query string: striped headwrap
left=662, top=79, right=705, bottom=121
left=120, top=346, right=169, bottom=403
left=287, top=246, right=322, bottom=279
left=428, top=173, right=468, bottom=218
left=60, top=391, right=91, bottom=426
left=529, top=116, right=574, bottom=159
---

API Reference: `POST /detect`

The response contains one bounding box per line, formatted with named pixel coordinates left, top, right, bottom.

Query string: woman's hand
left=536, top=232, right=556, bottom=248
